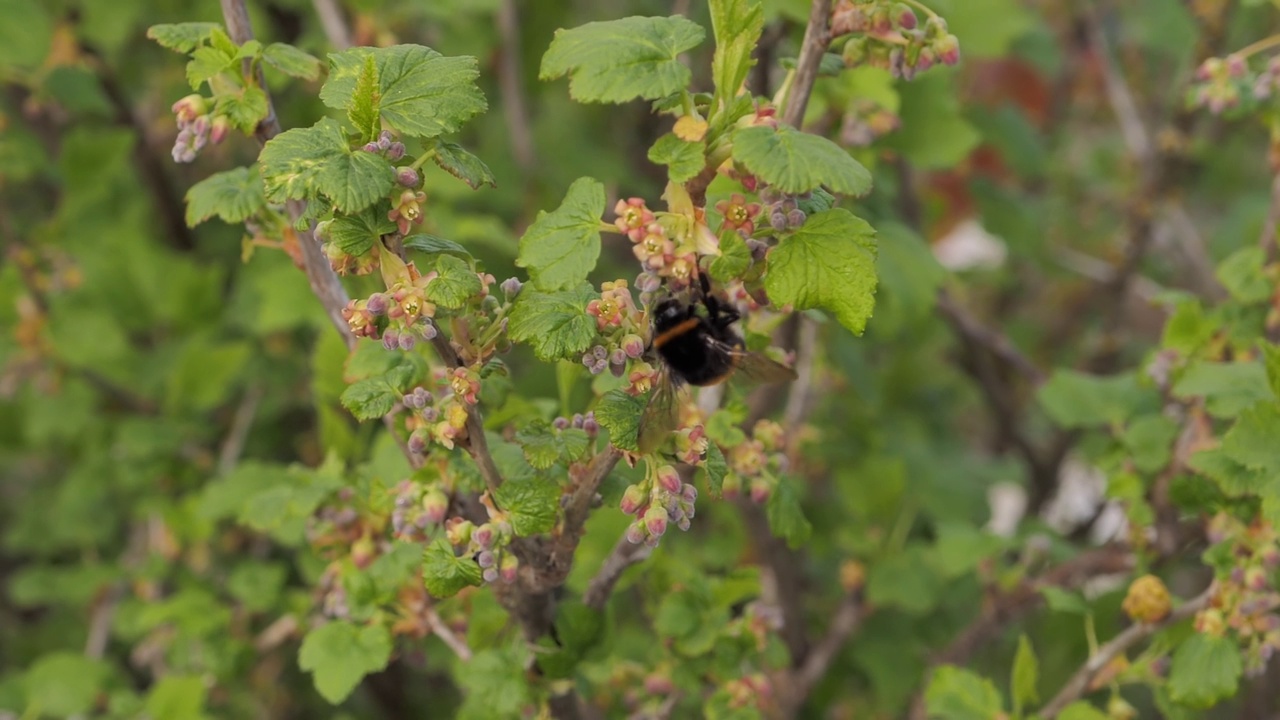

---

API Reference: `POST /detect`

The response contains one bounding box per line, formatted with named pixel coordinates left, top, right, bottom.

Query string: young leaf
left=594, top=389, right=646, bottom=453
left=1216, top=246, right=1272, bottom=304
left=708, top=230, right=752, bottom=282
left=187, top=45, right=236, bottom=89
left=347, top=54, right=381, bottom=143
left=516, top=177, right=606, bottom=291
left=340, top=377, right=398, bottom=420
left=732, top=124, right=872, bottom=196
left=404, top=234, right=475, bottom=263
left=764, top=208, right=878, bottom=335
left=709, top=0, right=764, bottom=113
left=432, top=139, right=497, bottom=189
left=23, top=653, right=107, bottom=718
left=1056, top=702, right=1110, bottom=720
left=259, top=118, right=395, bottom=214
left=425, top=254, right=482, bottom=309
left=262, top=43, right=321, bottom=80
left=1167, top=633, right=1242, bottom=708
left=648, top=133, right=705, bottom=183
left=540, top=16, right=706, bottom=104
left=1262, top=343, right=1280, bottom=400
left=321, top=45, right=487, bottom=139
left=507, top=284, right=598, bottom=362
left=924, top=666, right=1005, bottom=720
left=1037, top=370, right=1148, bottom=428
left=144, top=676, right=207, bottom=720
left=147, top=22, right=219, bottom=53
left=1188, top=447, right=1269, bottom=497
left=493, top=478, right=561, bottom=536
left=217, top=85, right=271, bottom=133
left=1040, top=587, right=1090, bottom=615
left=515, top=423, right=561, bottom=470
left=699, top=442, right=727, bottom=496
left=766, top=477, right=812, bottom=549
left=1172, top=361, right=1273, bottom=418
left=422, top=538, right=483, bottom=597
left=298, top=621, right=392, bottom=704
left=1222, top=402, right=1280, bottom=471
left=1010, top=634, right=1039, bottom=715
left=328, top=208, right=395, bottom=256
left=184, top=166, right=266, bottom=226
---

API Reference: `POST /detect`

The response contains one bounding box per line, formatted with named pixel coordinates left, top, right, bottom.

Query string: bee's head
left=652, top=298, right=689, bottom=330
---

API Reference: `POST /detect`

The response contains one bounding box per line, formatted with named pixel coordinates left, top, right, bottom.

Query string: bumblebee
left=636, top=274, right=797, bottom=453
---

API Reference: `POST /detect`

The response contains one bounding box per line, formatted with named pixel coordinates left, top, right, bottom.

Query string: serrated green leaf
left=699, top=442, right=727, bottom=496
left=328, top=208, right=395, bottom=256
left=218, top=85, right=271, bottom=133
left=1037, top=370, right=1148, bottom=428
left=516, top=422, right=561, bottom=470
left=259, top=118, right=395, bottom=213
left=423, top=538, right=483, bottom=597
left=432, top=139, right=497, bottom=189
left=298, top=621, right=392, bottom=704
left=766, top=477, right=811, bottom=549
left=764, top=208, right=878, bottom=335
left=185, top=166, right=266, bottom=226
left=187, top=45, right=236, bottom=89
left=340, top=377, right=397, bottom=420
left=1011, top=635, right=1039, bottom=714
left=648, top=133, right=705, bottom=183
left=262, top=42, right=321, bottom=80
left=23, top=653, right=107, bottom=718
left=1168, top=633, right=1242, bottom=708
left=348, top=54, right=381, bottom=142
left=1223, top=402, right=1280, bottom=471
left=145, top=675, right=207, bottom=720
left=710, top=0, right=764, bottom=113
left=147, top=22, right=220, bottom=53
left=540, top=16, right=706, bottom=104
left=1162, top=298, right=1213, bottom=354
left=507, top=284, right=599, bottom=362
left=924, top=666, right=1004, bottom=720
left=1173, top=361, right=1273, bottom=418
left=1263, top=343, right=1280, bottom=400
left=516, top=177, right=606, bottom=291
left=595, top=389, right=646, bottom=453
left=425, top=254, right=481, bottom=309
left=709, top=230, right=752, bottom=282
left=1122, top=414, right=1179, bottom=473
left=457, top=647, right=531, bottom=719
left=1216, top=246, right=1272, bottom=304
left=322, top=45, right=487, bottom=139
left=494, top=478, right=561, bottom=536
left=732, top=124, right=872, bottom=196
left=1188, top=447, right=1268, bottom=497
left=404, top=234, right=475, bottom=263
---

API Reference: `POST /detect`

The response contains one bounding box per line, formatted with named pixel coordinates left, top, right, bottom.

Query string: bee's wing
left=710, top=338, right=798, bottom=385
left=636, top=370, right=683, bottom=454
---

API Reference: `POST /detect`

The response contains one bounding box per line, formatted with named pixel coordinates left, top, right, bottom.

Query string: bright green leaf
left=1216, top=247, right=1272, bottom=304
left=700, top=442, right=728, bottom=496
left=710, top=0, right=765, bottom=113
left=348, top=54, right=381, bottom=142
left=766, top=477, right=811, bottom=549
left=145, top=676, right=207, bottom=720
left=648, top=133, right=706, bottom=183
left=1188, top=447, right=1268, bottom=497
left=217, top=85, right=271, bottom=133
left=147, top=22, right=219, bottom=53
left=540, top=16, right=705, bottom=104
left=1222, top=402, right=1280, bottom=472
left=764, top=208, right=878, bottom=335
left=516, top=177, right=606, bottom=291
left=328, top=208, right=395, bottom=256
left=404, top=234, right=475, bottom=263
left=423, top=538, right=483, bottom=597
left=186, top=45, right=235, bottom=90
left=1122, top=414, right=1179, bottom=473
left=494, top=478, right=561, bottom=536
left=732, top=124, right=872, bottom=196
left=595, top=389, right=646, bottom=453
left=185, top=166, right=266, bottom=227
left=23, top=653, right=107, bottom=718
left=1057, top=701, right=1110, bottom=720
left=1167, top=633, right=1242, bottom=709
left=1173, top=361, right=1273, bottom=418
left=298, top=621, right=392, bottom=704
left=1037, top=369, right=1148, bottom=428
left=1010, top=635, right=1039, bottom=714
left=507, top=284, right=599, bottom=362
left=709, top=230, right=752, bottom=282
left=432, top=139, right=497, bottom=189
left=259, top=118, right=395, bottom=214
left=426, top=254, right=482, bottom=309
left=340, top=377, right=398, bottom=420
left=262, top=42, right=321, bottom=80
left=1040, top=586, right=1090, bottom=615
left=924, top=666, right=1004, bottom=720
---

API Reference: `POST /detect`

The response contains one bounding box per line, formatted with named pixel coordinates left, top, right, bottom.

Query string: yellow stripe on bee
left=652, top=317, right=700, bottom=349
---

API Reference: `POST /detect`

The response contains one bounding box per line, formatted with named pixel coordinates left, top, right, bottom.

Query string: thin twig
left=312, top=0, right=352, bottom=50
left=584, top=534, right=654, bottom=611
left=790, top=592, right=864, bottom=705
left=217, top=381, right=265, bottom=475
left=563, top=447, right=624, bottom=535
left=1038, top=584, right=1215, bottom=718
left=780, top=0, right=831, bottom=129
left=936, top=289, right=1046, bottom=385
left=781, top=315, right=819, bottom=430
left=1085, top=9, right=1151, bottom=162
left=425, top=605, right=473, bottom=661
left=495, top=0, right=536, bottom=174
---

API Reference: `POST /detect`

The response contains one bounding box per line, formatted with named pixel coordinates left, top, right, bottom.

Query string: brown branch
left=425, top=604, right=472, bottom=661
left=217, top=381, right=265, bottom=475
left=312, top=0, right=352, bottom=50
left=584, top=533, right=654, bottom=611
left=780, top=0, right=831, bottom=129
left=786, top=592, right=865, bottom=711
left=1039, top=584, right=1215, bottom=718
left=495, top=0, right=537, bottom=175
left=936, top=289, right=1045, bottom=386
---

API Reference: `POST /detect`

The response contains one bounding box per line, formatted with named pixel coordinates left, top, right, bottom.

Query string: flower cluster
left=721, top=420, right=788, bottom=503
left=714, top=194, right=763, bottom=238
left=581, top=279, right=653, bottom=389
left=362, top=129, right=406, bottom=160
left=715, top=674, right=774, bottom=714
left=404, top=378, right=472, bottom=452
left=1196, top=513, right=1280, bottom=676
left=170, top=94, right=231, bottom=163
left=1188, top=54, right=1253, bottom=116
left=339, top=280, right=440, bottom=349
left=759, top=187, right=811, bottom=232
left=613, top=199, right=710, bottom=290
left=445, top=496, right=519, bottom=585
left=620, top=462, right=700, bottom=546
left=390, top=479, right=450, bottom=541
left=832, top=0, right=960, bottom=80
left=552, top=411, right=600, bottom=436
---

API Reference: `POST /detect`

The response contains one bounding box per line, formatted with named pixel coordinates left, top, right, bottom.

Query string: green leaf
left=1216, top=246, right=1272, bottom=304
left=516, top=422, right=561, bottom=469
left=432, top=139, right=497, bottom=189
left=507, top=284, right=599, bottom=362
left=494, top=478, right=561, bottom=535
left=924, top=666, right=1004, bottom=720
left=732, top=124, right=872, bottom=196
left=1037, top=370, right=1147, bottom=428
left=516, top=177, right=606, bottom=291
left=1264, top=343, right=1280, bottom=400
left=933, top=0, right=1033, bottom=58
left=23, top=653, right=107, bottom=718
left=866, top=547, right=942, bottom=614
left=404, top=234, right=475, bottom=263
left=1040, top=586, right=1090, bottom=615
left=184, top=166, right=266, bottom=226
left=340, top=376, right=398, bottom=420
left=699, top=442, right=728, bottom=496
left=1057, top=701, right=1110, bottom=720
left=1167, top=633, right=1242, bottom=708
left=423, top=538, right=483, bottom=597
left=145, top=676, right=207, bottom=720
left=708, top=230, right=752, bottom=282
left=187, top=45, right=236, bottom=89
left=648, top=133, right=706, bottom=183
left=322, top=45, right=487, bottom=139
left=426, top=254, right=482, bottom=309
left=1010, top=635, right=1039, bottom=715
left=540, top=16, right=706, bottom=103
left=595, top=389, right=646, bottom=453
left=875, top=222, right=947, bottom=323
left=927, top=523, right=1004, bottom=579
left=709, top=0, right=764, bottom=112
left=457, top=647, right=531, bottom=719
left=262, top=43, right=321, bottom=80
left=1188, top=447, right=1269, bottom=497
left=147, top=22, right=219, bottom=53
left=348, top=54, right=381, bottom=142
left=217, top=85, right=271, bottom=134
left=1222, top=402, right=1280, bottom=472
left=887, top=72, right=980, bottom=169
left=1173, top=361, right=1273, bottom=418
left=765, top=477, right=811, bottom=549
left=298, top=621, right=393, bottom=704
left=259, top=118, right=395, bottom=214
left=328, top=209, right=395, bottom=256
left=1162, top=298, right=1213, bottom=354
left=1122, top=414, right=1180, bottom=473
left=764, top=208, right=878, bottom=335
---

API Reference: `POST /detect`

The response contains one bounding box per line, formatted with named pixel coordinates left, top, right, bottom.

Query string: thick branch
left=584, top=534, right=654, bottom=611
left=495, top=0, right=537, bottom=174
left=780, top=0, right=831, bottom=129
left=311, top=0, right=352, bottom=50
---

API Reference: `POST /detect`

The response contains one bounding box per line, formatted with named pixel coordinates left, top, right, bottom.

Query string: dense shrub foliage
left=7, top=0, right=1280, bottom=718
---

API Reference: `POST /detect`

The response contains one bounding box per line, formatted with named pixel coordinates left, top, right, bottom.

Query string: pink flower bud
left=446, top=518, right=474, bottom=546
left=499, top=554, right=518, bottom=583
left=934, top=34, right=960, bottom=66
left=421, top=488, right=449, bottom=524
left=473, top=523, right=496, bottom=548
left=656, top=465, right=682, bottom=494
left=396, top=167, right=420, bottom=187
left=622, top=334, right=645, bottom=359
left=620, top=484, right=646, bottom=515
left=749, top=478, right=771, bottom=504
left=209, top=115, right=231, bottom=144
left=644, top=506, right=669, bottom=537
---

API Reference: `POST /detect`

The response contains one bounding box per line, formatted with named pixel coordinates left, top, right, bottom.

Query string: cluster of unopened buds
left=727, top=601, right=785, bottom=651
left=403, top=378, right=472, bottom=452
left=444, top=501, right=519, bottom=585
left=1188, top=54, right=1254, bottom=115
left=582, top=278, right=655, bottom=381
left=1194, top=513, right=1280, bottom=675
left=340, top=281, right=440, bottom=349
left=552, top=411, right=600, bottom=436
left=721, top=420, right=788, bottom=503
left=832, top=0, right=960, bottom=80
left=170, top=94, right=231, bottom=163
left=719, top=673, right=774, bottom=712
left=841, top=98, right=902, bottom=147
left=613, top=199, right=705, bottom=290
left=390, top=479, right=450, bottom=541
left=620, top=461, right=700, bottom=546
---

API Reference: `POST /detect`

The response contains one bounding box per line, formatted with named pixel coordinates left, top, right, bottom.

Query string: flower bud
left=1122, top=574, right=1172, bottom=624
left=396, top=167, right=420, bottom=187
left=749, top=478, right=772, bottom=504
left=351, top=536, right=375, bottom=570
left=421, top=487, right=449, bottom=524
left=366, top=292, right=389, bottom=316
left=499, top=554, right=518, bottom=583
left=477, top=550, right=496, bottom=568
left=377, top=129, right=393, bottom=150
left=362, top=141, right=380, bottom=153
left=171, top=94, right=207, bottom=124
left=656, top=465, right=682, bottom=494
left=769, top=212, right=788, bottom=231
left=644, top=505, right=669, bottom=537
left=386, top=141, right=406, bottom=161
left=473, top=523, right=496, bottom=548
left=209, top=115, right=231, bottom=144
left=621, top=334, right=645, bottom=359
left=500, top=277, right=523, bottom=299
left=407, top=427, right=430, bottom=455
left=382, top=329, right=401, bottom=351
left=620, top=484, right=646, bottom=515
left=482, top=567, right=499, bottom=583
left=1245, top=566, right=1269, bottom=591
left=625, top=521, right=646, bottom=544
left=398, top=332, right=417, bottom=351
left=934, top=34, right=961, bottom=66
left=786, top=208, right=807, bottom=228
left=582, top=412, right=599, bottom=436
left=446, top=518, right=474, bottom=546
left=895, top=4, right=917, bottom=29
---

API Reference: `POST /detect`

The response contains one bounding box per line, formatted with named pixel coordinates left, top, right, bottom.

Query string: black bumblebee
left=636, top=273, right=797, bottom=453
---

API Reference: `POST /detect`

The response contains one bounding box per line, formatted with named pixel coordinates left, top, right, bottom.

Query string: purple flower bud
left=363, top=142, right=380, bottom=153
left=377, top=130, right=393, bottom=149
left=477, top=550, right=496, bottom=568
left=677, top=516, right=691, bottom=532
left=787, top=209, right=807, bottom=228
left=681, top=484, right=698, bottom=503
left=896, top=6, right=917, bottom=29
left=656, top=465, right=682, bottom=494
left=473, top=523, right=496, bottom=548
left=553, top=416, right=570, bottom=430
left=582, top=412, right=599, bottom=436
left=593, top=345, right=608, bottom=360
left=386, top=142, right=406, bottom=161
left=422, top=407, right=439, bottom=422
left=625, top=521, right=646, bottom=544
left=396, top=167, right=420, bottom=187
left=383, top=329, right=400, bottom=351
left=620, top=484, right=646, bottom=515
left=209, top=115, right=231, bottom=144
left=420, top=321, right=438, bottom=340
left=366, top=293, right=389, bottom=316
left=644, top=506, right=669, bottom=537
left=392, top=510, right=407, bottom=535
left=635, top=272, right=661, bottom=293
left=610, top=348, right=627, bottom=366
left=483, top=567, right=499, bottom=583
left=621, top=334, right=645, bottom=359
left=408, top=428, right=430, bottom=455
left=421, top=488, right=448, bottom=524
left=500, top=277, right=523, bottom=298
left=398, top=332, right=417, bottom=351
left=770, top=212, right=788, bottom=231
left=572, top=413, right=584, bottom=429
